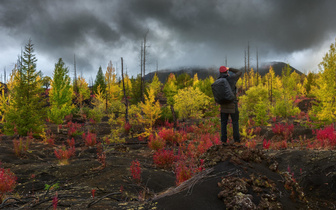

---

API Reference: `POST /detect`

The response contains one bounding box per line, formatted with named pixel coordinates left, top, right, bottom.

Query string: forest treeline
left=0, top=39, right=335, bottom=137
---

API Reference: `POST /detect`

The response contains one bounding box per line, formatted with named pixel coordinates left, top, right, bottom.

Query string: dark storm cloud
left=124, top=0, right=336, bottom=52
left=0, top=0, right=121, bottom=73
left=0, top=0, right=336, bottom=76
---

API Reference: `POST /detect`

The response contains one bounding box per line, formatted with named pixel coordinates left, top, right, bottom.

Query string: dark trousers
left=221, top=110, right=240, bottom=143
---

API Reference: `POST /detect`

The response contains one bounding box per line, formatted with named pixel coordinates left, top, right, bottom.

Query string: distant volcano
left=144, top=66, right=218, bottom=83
left=144, top=62, right=303, bottom=83
left=254, top=62, right=302, bottom=76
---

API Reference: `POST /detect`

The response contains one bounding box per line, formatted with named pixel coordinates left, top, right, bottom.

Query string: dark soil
left=152, top=145, right=336, bottom=209
left=0, top=118, right=336, bottom=209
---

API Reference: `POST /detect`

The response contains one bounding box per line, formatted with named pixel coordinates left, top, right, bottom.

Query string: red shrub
left=46, top=137, right=55, bottom=146
left=315, top=125, right=336, bottom=148
left=197, top=134, right=213, bottom=155
left=175, top=129, right=188, bottom=144
left=272, top=140, right=288, bottom=150
left=254, top=127, right=262, bottom=136
left=280, top=140, right=288, bottom=149
left=307, top=141, right=319, bottom=149
left=245, top=139, right=257, bottom=149
left=186, top=125, right=196, bottom=133
left=158, top=128, right=178, bottom=145
left=263, top=139, right=271, bottom=150
left=0, top=164, right=17, bottom=202
left=186, top=134, right=220, bottom=158
left=67, top=121, right=82, bottom=137
left=164, top=119, right=174, bottom=128
left=82, top=132, right=97, bottom=147
left=54, top=145, right=75, bottom=165
left=213, top=133, right=221, bottom=145
left=67, top=138, right=75, bottom=147
left=138, top=135, right=145, bottom=142
left=91, top=189, right=96, bottom=199
left=187, top=141, right=197, bottom=158
left=153, top=149, right=176, bottom=169
left=198, top=159, right=204, bottom=171
left=52, top=192, right=58, bottom=210
left=272, top=123, right=294, bottom=140
left=148, top=134, right=166, bottom=151
left=174, top=161, right=196, bottom=186
left=130, top=160, right=141, bottom=183
left=124, top=122, right=131, bottom=134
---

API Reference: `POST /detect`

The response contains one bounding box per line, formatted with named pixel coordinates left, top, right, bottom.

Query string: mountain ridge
left=144, top=62, right=303, bottom=83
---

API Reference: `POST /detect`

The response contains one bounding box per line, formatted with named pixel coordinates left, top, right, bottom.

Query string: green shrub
left=239, top=86, right=269, bottom=127
left=173, top=87, right=211, bottom=120
left=254, top=100, right=269, bottom=126
left=89, top=107, right=104, bottom=123
left=160, top=106, right=174, bottom=123
left=271, top=99, right=300, bottom=118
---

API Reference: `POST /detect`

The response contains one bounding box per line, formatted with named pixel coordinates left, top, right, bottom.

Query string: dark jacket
left=218, top=68, right=242, bottom=113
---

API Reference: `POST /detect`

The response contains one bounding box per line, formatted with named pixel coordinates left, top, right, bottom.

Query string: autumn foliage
left=313, top=125, right=336, bottom=148
left=0, top=163, right=17, bottom=203
left=130, top=160, right=141, bottom=183
left=54, top=145, right=76, bottom=165
left=2, top=37, right=336, bottom=200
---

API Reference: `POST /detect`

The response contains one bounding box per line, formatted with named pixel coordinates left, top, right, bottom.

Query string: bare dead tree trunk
left=247, top=41, right=250, bottom=89
left=3, top=67, right=6, bottom=84
left=270, top=72, right=273, bottom=105
left=106, top=80, right=108, bottom=112
left=125, top=65, right=130, bottom=101
left=256, top=48, right=259, bottom=86
left=156, top=60, right=158, bottom=74
left=140, top=43, right=143, bottom=102
left=170, top=105, right=177, bottom=128
left=106, top=61, right=112, bottom=112
left=142, top=30, right=149, bottom=102
left=73, top=54, right=77, bottom=93
left=244, top=49, right=247, bottom=92
left=121, top=58, right=129, bottom=123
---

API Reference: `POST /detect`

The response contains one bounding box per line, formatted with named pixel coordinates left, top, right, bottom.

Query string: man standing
left=218, top=66, right=242, bottom=144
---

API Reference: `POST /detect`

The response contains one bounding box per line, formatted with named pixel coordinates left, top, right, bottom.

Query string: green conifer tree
left=130, top=75, right=143, bottom=104
left=162, top=73, right=178, bottom=123
left=48, top=58, right=73, bottom=131
left=304, top=72, right=316, bottom=96
left=176, top=73, right=192, bottom=89
left=163, top=73, right=178, bottom=106
left=93, top=66, right=106, bottom=94
left=4, top=39, right=45, bottom=135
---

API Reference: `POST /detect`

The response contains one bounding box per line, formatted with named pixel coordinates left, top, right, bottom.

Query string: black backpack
left=211, top=78, right=235, bottom=104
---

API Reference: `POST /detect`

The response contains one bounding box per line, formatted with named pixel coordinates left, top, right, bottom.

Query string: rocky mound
left=149, top=144, right=334, bottom=209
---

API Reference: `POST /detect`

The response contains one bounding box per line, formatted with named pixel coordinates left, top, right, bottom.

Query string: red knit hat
left=219, top=66, right=228, bottom=73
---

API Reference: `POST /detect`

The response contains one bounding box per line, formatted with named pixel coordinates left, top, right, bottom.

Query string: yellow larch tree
left=105, top=61, right=121, bottom=112
left=75, top=76, right=90, bottom=115
left=138, top=87, right=161, bottom=138
left=310, top=39, right=336, bottom=125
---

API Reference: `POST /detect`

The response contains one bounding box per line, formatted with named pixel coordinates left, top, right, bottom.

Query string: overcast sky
left=1, top=0, right=336, bottom=81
